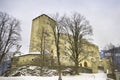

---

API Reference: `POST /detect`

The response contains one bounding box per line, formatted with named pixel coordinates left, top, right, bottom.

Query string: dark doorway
left=84, top=61, right=88, bottom=67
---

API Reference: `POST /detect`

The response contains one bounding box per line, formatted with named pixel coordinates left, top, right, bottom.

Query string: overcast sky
left=0, top=0, right=120, bottom=53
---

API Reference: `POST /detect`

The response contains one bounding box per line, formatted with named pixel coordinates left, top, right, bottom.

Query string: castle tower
left=29, top=14, right=56, bottom=55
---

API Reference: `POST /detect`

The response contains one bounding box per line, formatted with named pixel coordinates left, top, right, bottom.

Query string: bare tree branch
left=0, top=12, right=21, bottom=63
left=63, top=12, right=93, bottom=74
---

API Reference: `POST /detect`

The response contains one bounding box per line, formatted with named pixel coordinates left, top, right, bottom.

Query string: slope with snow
left=0, top=73, right=108, bottom=80
left=0, top=65, right=113, bottom=80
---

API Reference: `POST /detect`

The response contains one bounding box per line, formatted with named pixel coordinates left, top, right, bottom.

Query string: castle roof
left=32, top=14, right=56, bottom=22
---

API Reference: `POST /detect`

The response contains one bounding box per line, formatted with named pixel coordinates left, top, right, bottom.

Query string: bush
left=79, top=67, right=92, bottom=73
left=107, top=73, right=116, bottom=79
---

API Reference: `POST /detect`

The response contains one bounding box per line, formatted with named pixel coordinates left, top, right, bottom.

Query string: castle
left=12, top=14, right=100, bottom=73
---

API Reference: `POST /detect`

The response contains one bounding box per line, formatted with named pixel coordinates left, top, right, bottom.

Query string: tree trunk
left=0, top=53, right=5, bottom=64
left=75, top=60, right=79, bottom=75
left=56, top=41, right=62, bottom=80
left=57, top=52, right=62, bottom=80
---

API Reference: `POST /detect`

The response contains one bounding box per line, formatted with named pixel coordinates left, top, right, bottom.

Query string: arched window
left=84, top=61, right=88, bottom=67
left=80, top=63, right=82, bottom=67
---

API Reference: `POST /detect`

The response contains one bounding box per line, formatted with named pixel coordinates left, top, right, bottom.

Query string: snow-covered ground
left=1, top=65, right=112, bottom=80
left=0, top=73, right=108, bottom=80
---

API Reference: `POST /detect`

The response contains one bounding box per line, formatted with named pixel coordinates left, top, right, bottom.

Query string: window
left=65, top=46, right=67, bottom=50
left=80, top=63, right=82, bottom=67
left=51, top=50, right=53, bottom=53
left=44, top=20, right=51, bottom=26
left=84, top=61, right=88, bottom=67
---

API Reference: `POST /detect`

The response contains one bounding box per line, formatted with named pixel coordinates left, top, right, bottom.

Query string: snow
left=1, top=65, right=112, bottom=80
left=5, top=66, right=58, bottom=77
left=29, top=66, right=38, bottom=70
left=0, top=73, right=108, bottom=80
left=7, top=66, right=41, bottom=76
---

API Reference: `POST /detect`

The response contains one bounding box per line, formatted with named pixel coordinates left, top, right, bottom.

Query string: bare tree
left=37, top=27, right=45, bottom=67
left=104, top=43, right=117, bottom=74
left=37, top=27, right=44, bottom=72
left=0, top=12, right=21, bottom=64
left=12, top=45, right=22, bottom=57
left=36, top=27, right=44, bottom=76
left=36, top=26, right=51, bottom=75
left=51, top=13, right=65, bottom=80
left=63, top=13, right=93, bottom=74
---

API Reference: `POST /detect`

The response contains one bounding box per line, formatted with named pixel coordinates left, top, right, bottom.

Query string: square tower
left=29, top=14, right=56, bottom=54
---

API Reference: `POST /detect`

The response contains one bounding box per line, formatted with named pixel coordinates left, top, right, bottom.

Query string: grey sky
left=0, top=0, right=120, bottom=53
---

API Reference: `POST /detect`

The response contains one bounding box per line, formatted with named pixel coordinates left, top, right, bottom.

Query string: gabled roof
left=32, top=14, right=56, bottom=22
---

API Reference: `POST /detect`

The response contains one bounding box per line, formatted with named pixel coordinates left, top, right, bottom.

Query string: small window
left=51, top=50, right=53, bottom=53
left=80, top=63, right=82, bottom=67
